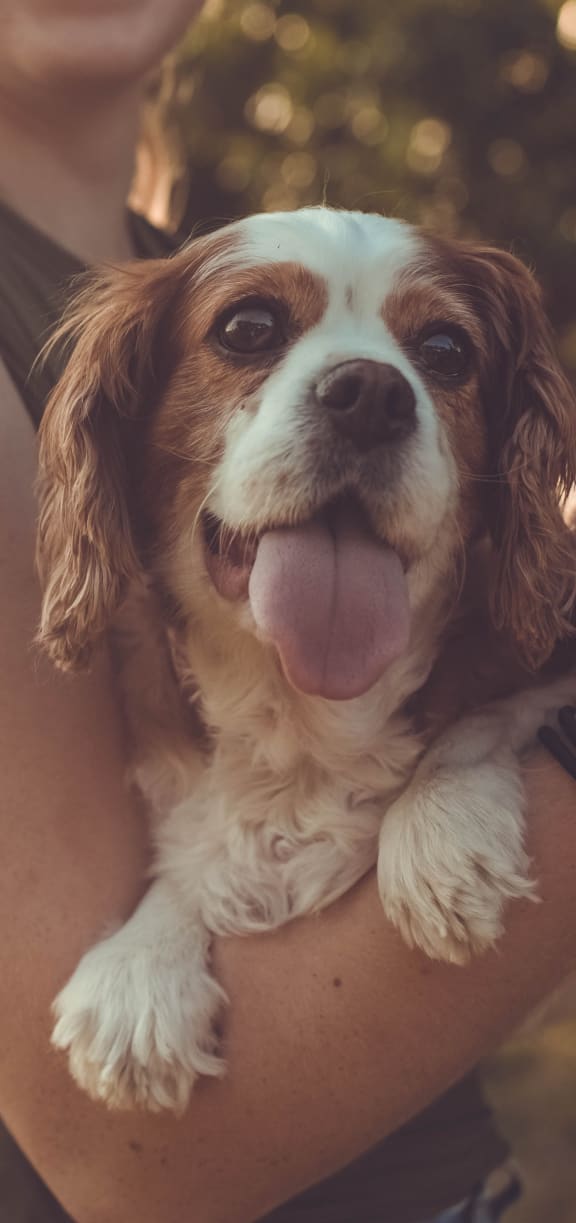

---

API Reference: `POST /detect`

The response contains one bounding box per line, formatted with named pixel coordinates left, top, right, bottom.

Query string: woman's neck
left=0, top=82, right=145, bottom=263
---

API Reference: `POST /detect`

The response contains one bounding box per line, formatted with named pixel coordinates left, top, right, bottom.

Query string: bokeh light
left=407, top=118, right=452, bottom=174
left=240, top=3, right=276, bottom=42
left=245, top=84, right=294, bottom=133
left=275, top=14, right=311, bottom=53
left=557, top=0, right=576, bottom=50
left=500, top=49, right=549, bottom=91
left=487, top=138, right=526, bottom=178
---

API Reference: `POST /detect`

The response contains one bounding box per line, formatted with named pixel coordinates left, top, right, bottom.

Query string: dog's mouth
left=202, top=510, right=261, bottom=599
left=201, top=496, right=411, bottom=700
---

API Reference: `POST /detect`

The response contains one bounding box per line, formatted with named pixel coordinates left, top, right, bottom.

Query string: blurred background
left=131, top=0, right=576, bottom=375
left=129, top=2, right=576, bottom=1218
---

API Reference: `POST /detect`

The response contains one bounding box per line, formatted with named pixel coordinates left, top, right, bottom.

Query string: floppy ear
left=460, top=245, right=576, bottom=668
left=37, top=256, right=186, bottom=670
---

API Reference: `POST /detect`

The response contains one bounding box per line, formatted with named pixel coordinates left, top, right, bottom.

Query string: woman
left=1, top=4, right=575, bottom=1222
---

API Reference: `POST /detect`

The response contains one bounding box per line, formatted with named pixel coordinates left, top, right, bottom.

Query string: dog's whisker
left=190, top=484, right=220, bottom=551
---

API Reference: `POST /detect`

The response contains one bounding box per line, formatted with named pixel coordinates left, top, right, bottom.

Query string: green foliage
left=165, top=0, right=576, bottom=362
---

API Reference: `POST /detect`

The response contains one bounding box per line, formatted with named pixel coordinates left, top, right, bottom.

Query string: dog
left=36, top=207, right=576, bottom=1113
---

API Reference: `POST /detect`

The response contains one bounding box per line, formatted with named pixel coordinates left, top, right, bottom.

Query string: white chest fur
left=154, top=650, right=424, bottom=935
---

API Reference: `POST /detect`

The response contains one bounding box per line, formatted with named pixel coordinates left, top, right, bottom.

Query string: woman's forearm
left=3, top=754, right=576, bottom=1223
left=212, top=753, right=576, bottom=1220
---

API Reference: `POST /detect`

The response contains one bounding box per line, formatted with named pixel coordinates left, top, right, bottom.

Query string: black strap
left=538, top=705, right=576, bottom=780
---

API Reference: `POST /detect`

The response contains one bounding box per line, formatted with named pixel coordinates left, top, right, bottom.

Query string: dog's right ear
left=37, top=255, right=188, bottom=670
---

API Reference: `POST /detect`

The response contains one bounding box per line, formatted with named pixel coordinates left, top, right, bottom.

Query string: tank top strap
left=0, top=199, right=177, bottom=427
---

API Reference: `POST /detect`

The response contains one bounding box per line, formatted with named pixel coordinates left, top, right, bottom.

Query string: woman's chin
left=3, top=1, right=202, bottom=90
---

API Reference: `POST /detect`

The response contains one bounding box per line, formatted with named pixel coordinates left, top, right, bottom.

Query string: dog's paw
left=377, top=754, right=536, bottom=964
left=51, top=934, right=226, bottom=1112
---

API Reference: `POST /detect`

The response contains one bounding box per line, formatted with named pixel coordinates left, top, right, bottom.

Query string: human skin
left=0, top=0, right=204, bottom=262
left=1, top=4, right=576, bottom=1221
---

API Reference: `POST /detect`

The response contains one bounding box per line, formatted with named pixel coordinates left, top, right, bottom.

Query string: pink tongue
left=248, top=511, right=410, bottom=700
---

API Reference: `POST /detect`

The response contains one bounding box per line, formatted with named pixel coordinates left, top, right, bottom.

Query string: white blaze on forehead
left=192, top=208, right=421, bottom=304
left=240, top=208, right=419, bottom=297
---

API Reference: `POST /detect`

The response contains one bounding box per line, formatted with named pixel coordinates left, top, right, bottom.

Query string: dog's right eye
left=216, top=301, right=284, bottom=355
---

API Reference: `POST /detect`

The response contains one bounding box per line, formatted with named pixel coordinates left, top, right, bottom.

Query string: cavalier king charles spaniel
left=37, top=208, right=576, bottom=1112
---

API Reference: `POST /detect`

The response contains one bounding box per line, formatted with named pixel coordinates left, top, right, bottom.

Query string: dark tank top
left=0, top=197, right=507, bottom=1223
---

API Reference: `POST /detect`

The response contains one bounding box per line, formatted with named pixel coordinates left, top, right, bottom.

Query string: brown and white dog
left=37, top=207, right=576, bottom=1112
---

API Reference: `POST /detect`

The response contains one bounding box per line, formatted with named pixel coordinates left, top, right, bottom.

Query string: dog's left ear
left=459, top=244, right=576, bottom=668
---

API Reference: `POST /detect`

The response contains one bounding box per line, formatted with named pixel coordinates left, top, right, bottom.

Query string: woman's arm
left=1, top=358, right=575, bottom=1223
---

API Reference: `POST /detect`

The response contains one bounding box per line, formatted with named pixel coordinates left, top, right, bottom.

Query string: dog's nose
left=314, top=360, right=416, bottom=451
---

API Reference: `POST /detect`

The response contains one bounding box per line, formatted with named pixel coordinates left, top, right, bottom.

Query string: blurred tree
left=131, top=0, right=576, bottom=365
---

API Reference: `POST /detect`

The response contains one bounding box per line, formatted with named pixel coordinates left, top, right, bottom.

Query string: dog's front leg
left=377, top=736, right=532, bottom=964
left=51, top=875, right=226, bottom=1112
left=377, top=677, right=576, bottom=965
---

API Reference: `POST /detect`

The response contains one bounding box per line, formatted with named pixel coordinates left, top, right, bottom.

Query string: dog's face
left=37, top=208, right=576, bottom=696
left=150, top=211, right=488, bottom=698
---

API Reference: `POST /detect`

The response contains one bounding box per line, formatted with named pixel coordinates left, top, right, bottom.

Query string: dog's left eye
left=217, top=302, right=284, bottom=355
left=418, top=326, right=470, bottom=379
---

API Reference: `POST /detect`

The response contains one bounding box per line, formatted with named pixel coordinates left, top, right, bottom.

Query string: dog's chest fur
left=153, top=621, right=430, bottom=936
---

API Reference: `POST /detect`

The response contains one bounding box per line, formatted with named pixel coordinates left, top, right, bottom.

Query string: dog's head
left=37, top=208, right=576, bottom=698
